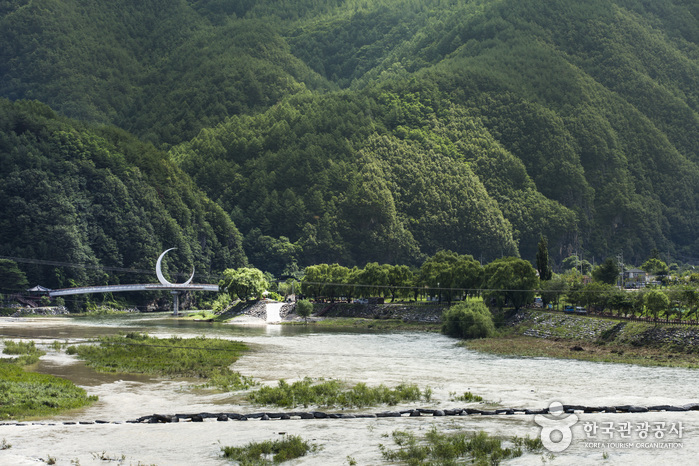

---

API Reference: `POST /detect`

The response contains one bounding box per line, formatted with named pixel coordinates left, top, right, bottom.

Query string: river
left=0, top=314, right=696, bottom=465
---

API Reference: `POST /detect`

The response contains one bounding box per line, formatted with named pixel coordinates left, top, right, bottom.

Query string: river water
left=0, top=314, right=696, bottom=465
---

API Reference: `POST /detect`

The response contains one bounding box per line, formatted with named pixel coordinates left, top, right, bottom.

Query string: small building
left=26, top=285, right=52, bottom=295
left=623, top=268, right=649, bottom=287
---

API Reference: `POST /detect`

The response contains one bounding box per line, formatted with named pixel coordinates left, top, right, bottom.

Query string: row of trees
left=218, top=249, right=540, bottom=310
left=213, top=244, right=699, bottom=326
left=296, top=243, right=699, bottom=321
left=543, top=280, right=699, bottom=323
left=300, top=250, right=539, bottom=309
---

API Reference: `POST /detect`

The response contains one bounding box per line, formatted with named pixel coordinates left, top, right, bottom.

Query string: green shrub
left=2, top=340, right=45, bottom=366
left=452, top=391, right=483, bottom=402
left=211, top=293, right=232, bottom=313
left=380, top=427, right=538, bottom=465
left=266, top=291, right=284, bottom=301
left=296, top=299, right=313, bottom=321
left=441, top=302, right=495, bottom=339
left=222, top=435, right=316, bottom=464
left=248, top=378, right=429, bottom=408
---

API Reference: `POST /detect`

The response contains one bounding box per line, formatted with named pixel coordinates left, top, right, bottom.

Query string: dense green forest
left=1, top=0, right=697, bottom=285
left=0, top=99, right=246, bottom=290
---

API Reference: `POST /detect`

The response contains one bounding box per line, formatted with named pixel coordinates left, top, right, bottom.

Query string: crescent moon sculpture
left=156, top=249, right=195, bottom=286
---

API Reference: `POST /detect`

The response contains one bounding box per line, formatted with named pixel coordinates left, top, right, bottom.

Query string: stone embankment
left=220, top=300, right=294, bottom=320
left=3, top=403, right=697, bottom=427
left=8, top=306, right=70, bottom=317
left=318, top=303, right=445, bottom=323
left=510, top=309, right=699, bottom=352
left=217, top=300, right=443, bottom=322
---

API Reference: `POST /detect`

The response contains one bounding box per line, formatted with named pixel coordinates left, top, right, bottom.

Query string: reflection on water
left=0, top=315, right=697, bottom=465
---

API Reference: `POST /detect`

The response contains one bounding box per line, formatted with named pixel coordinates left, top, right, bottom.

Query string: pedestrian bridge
left=46, top=249, right=220, bottom=315
left=48, top=283, right=220, bottom=315
left=49, top=283, right=219, bottom=297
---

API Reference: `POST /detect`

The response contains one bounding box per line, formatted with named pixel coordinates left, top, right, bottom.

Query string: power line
left=3, top=256, right=695, bottom=297
left=0, top=255, right=220, bottom=282
left=298, top=281, right=698, bottom=294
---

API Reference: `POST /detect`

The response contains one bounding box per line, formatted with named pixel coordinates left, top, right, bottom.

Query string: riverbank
left=467, top=309, right=699, bottom=368
left=290, top=302, right=445, bottom=331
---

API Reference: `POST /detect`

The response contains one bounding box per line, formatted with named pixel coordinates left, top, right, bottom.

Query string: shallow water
left=0, top=315, right=696, bottom=465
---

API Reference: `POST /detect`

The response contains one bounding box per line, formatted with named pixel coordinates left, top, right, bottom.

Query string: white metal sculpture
left=156, top=248, right=195, bottom=286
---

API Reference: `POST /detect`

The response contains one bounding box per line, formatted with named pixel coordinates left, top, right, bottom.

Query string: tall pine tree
left=536, top=235, right=553, bottom=281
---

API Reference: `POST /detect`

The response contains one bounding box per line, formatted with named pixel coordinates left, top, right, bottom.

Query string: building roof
left=26, top=285, right=51, bottom=292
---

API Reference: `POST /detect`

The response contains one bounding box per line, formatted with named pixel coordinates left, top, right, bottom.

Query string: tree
left=386, top=264, right=413, bottom=302
left=220, top=267, right=268, bottom=301
left=540, top=276, right=568, bottom=310
left=325, top=263, right=350, bottom=301
left=301, top=264, right=330, bottom=299
left=592, top=257, right=620, bottom=285
left=644, top=290, right=670, bottom=323
left=629, top=289, right=646, bottom=318
left=452, top=256, right=484, bottom=300
left=650, top=248, right=661, bottom=260
left=245, top=229, right=300, bottom=277
left=420, top=251, right=458, bottom=304
left=562, top=255, right=592, bottom=275
left=608, top=289, right=632, bottom=317
left=0, top=259, right=29, bottom=292
left=641, top=258, right=669, bottom=279
left=358, top=262, right=388, bottom=298
left=420, top=251, right=483, bottom=304
left=482, top=257, right=538, bottom=310
left=441, top=301, right=495, bottom=339
left=536, top=235, right=552, bottom=281
left=296, top=299, right=313, bottom=322
left=680, top=287, right=699, bottom=323
left=582, top=282, right=613, bottom=313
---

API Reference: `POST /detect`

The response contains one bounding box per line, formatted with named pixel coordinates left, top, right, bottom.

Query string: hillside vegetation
left=1, top=0, right=697, bottom=280
left=0, top=99, right=246, bottom=290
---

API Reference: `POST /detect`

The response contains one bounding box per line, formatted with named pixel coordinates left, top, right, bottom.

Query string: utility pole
left=616, top=252, right=624, bottom=288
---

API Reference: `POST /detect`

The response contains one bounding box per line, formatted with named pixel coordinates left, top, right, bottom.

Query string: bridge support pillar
left=171, top=291, right=180, bottom=316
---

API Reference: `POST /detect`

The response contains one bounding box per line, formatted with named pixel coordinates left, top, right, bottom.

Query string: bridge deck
left=49, top=283, right=219, bottom=297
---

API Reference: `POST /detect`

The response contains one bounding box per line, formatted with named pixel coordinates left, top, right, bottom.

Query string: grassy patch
left=2, top=339, right=46, bottom=366
left=72, top=306, right=132, bottom=316
left=248, top=377, right=430, bottom=408
left=182, top=310, right=216, bottom=321
left=0, top=360, right=97, bottom=420
left=221, top=435, right=317, bottom=464
left=465, top=335, right=699, bottom=368
left=379, top=427, right=543, bottom=465
left=66, top=333, right=254, bottom=390
left=450, top=391, right=483, bottom=402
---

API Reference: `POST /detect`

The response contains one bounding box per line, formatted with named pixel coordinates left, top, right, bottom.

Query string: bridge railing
left=49, top=283, right=219, bottom=297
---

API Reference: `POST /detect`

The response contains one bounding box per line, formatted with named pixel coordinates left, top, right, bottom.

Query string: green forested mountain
left=0, top=99, right=246, bottom=290
left=1, top=0, right=697, bottom=278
